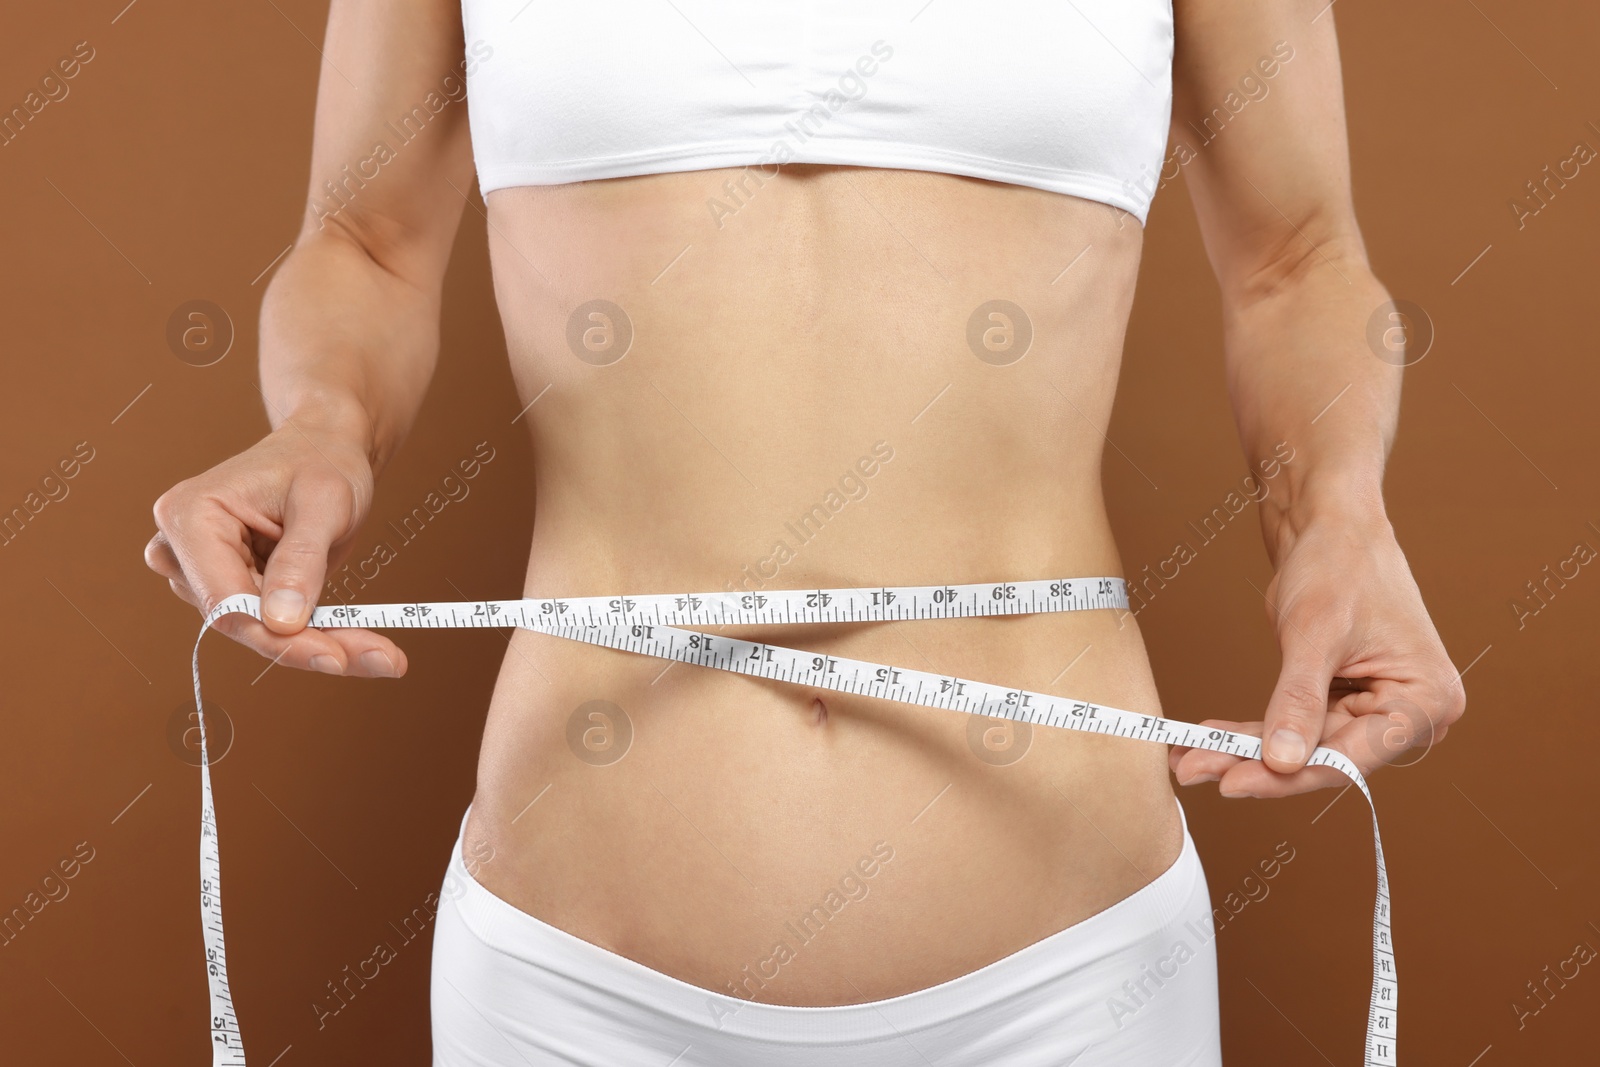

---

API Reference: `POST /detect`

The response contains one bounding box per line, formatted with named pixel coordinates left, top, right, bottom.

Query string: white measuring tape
left=191, top=576, right=1396, bottom=1065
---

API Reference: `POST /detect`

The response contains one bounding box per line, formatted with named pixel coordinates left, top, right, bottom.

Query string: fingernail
left=309, top=654, right=343, bottom=676
left=1182, top=772, right=1219, bottom=786
left=1267, top=730, right=1306, bottom=765
left=359, top=650, right=397, bottom=678
left=1219, top=786, right=1254, bottom=798
left=263, top=588, right=307, bottom=625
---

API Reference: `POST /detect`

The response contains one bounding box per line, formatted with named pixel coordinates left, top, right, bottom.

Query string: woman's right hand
left=144, top=418, right=407, bottom=678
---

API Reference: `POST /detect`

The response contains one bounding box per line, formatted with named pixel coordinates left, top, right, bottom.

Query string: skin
left=146, top=0, right=1464, bottom=1009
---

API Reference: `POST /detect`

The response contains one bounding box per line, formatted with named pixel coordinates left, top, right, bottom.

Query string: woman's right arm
left=145, top=0, right=478, bottom=677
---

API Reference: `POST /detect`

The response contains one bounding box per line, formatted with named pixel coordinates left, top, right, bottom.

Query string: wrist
left=271, top=387, right=383, bottom=475
left=1261, top=464, right=1389, bottom=566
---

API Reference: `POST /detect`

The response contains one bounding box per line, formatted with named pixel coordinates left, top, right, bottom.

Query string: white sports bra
left=460, top=1, right=1174, bottom=224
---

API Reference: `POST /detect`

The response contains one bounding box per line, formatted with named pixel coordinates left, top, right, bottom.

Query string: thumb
left=260, top=471, right=355, bottom=633
left=1261, top=630, right=1336, bottom=774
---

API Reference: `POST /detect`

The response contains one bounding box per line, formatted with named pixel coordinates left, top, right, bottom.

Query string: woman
left=147, top=1, right=1464, bottom=1063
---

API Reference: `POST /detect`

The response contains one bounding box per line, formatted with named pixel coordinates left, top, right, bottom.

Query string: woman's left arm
left=1164, top=0, right=1466, bottom=796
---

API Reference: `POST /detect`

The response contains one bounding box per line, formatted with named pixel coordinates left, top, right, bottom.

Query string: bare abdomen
left=460, top=165, right=1180, bottom=1004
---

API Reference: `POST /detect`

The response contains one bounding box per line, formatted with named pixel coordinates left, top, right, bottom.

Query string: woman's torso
left=459, top=163, right=1182, bottom=1006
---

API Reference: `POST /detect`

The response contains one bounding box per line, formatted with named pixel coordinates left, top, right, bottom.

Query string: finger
left=144, top=530, right=184, bottom=584
left=1207, top=705, right=1368, bottom=797
left=205, top=616, right=408, bottom=678
left=154, top=487, right=402, bottom=677
left=317, top=626, right=408, bottom=678
left=167, top=576, right=199, bottom=610
left=155, top=504, right=339, bottom=665
left=1311, top=685, right=1456, bottom=776
left=259, top=471, right=355, bottom=635
left=1261, top=625, right=1340, bottom=774
left=1219, top=707, right=1362, bottom=798
left=1217, top=759, right=1352, bottom=799
left=1170, top=719, right=1259, bottom=785
left=153, top=494, right=264, bottom=622
left=150, top=531, right=228, bottom=623
left=170, top=564, right=405, bottom=677
left=1173, top=748, right=1245, bottom=785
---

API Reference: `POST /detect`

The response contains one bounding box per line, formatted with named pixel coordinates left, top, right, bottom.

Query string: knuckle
left=273, top=534, right=328, bottom=560
left=196, top=585, right=224, bottom=615
left=212, top=614, right=250, bottom=642
left=1274, top=678, right=1328, bottom=718
left=153, top=479, right=218, bottom=542
left=142, top=533, right=168, bottom=572
left=1422, top=664, right=1467, bottom=724
left=266, top=538, right=330, bottom=583
left=1285, top=592, right=1350, bottom=633
left=296, top=467, right=357, bottom=506
left=295, top=465, right=349, bottom=496
left=167, top=577, right=197, bottom=607
left=151, top=484, right=186, bottom=529
left=289, top=473, right=359, bottom=534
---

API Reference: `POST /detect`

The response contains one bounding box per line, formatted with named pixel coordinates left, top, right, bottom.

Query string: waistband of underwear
left=438, top=796, right=1206, bottom=1045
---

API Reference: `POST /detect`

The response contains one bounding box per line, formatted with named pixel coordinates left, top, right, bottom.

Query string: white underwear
left=429, top=799, right=1222, bottom=1067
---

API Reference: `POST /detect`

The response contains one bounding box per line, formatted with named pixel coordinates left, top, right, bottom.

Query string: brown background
left=1, top=1, right=1595, bottom=1063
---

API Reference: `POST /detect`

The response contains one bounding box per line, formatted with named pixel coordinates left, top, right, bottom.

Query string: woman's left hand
left=1168, top=512, right=1467, bottom=797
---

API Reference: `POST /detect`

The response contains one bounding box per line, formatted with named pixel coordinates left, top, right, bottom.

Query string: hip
left=435, top=796, right=1218, bottom=1067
